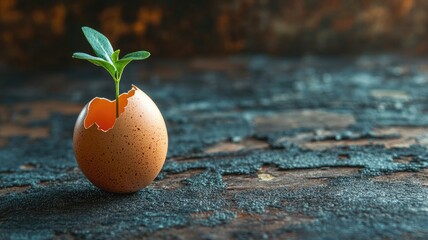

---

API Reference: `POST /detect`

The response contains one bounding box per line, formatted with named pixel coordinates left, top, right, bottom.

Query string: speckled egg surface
left=73, top=85, right=168, bottom=193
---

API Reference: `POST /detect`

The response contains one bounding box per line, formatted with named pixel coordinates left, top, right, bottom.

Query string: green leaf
left=115, top=59, right=132, bottom=81
left=90, top=60, right=116, bottom=80
left=82, top=26, right=114, bottom=63
left=73, top=26, right=151, bottom=84
left=111, top=49, right=120, bottom=63
left=72, top=52, right=116, bottom=79
left=113, top=51, right=150, bottom=80
left=122, top=51, right=150, bottom=60
left=72, top=52, right=104, bottom=61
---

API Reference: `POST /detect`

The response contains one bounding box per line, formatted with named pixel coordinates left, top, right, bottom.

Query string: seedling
left=72, top=26, right=150, bottom=117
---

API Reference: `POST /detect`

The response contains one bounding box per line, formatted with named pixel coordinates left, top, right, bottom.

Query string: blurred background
left=0, top=0, right=426, bottom=69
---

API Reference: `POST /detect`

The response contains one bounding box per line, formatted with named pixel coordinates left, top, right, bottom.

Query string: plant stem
left=115, top=80, right=119, bottom=118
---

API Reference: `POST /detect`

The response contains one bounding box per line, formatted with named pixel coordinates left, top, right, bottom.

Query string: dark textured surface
left=1, top=56, right=428, bottom=239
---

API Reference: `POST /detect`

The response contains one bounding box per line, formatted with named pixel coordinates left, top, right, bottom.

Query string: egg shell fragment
left=73, top=85, right=168, bottom=193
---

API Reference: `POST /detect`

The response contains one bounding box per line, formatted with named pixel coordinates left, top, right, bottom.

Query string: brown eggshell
left=73, top=85, right=168, bottom=193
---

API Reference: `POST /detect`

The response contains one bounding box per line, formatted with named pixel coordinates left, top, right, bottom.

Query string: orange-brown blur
left=0, top=0, right=427, bottom=69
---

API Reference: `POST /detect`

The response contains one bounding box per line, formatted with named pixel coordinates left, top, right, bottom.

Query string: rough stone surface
left=1, top=56, right=428, bottom=239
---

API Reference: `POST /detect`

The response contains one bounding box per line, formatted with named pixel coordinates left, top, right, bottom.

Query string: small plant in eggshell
left=72, top=26, right=168, bottom=193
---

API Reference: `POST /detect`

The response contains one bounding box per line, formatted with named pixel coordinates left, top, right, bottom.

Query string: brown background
left=0, top=0, right=427, bottom=68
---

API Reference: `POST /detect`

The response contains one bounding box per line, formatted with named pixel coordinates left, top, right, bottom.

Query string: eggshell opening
left=84, top=85, right=137, bottom=132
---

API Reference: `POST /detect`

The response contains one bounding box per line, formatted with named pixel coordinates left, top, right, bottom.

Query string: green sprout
left=72, top=26, right=150, bottom=118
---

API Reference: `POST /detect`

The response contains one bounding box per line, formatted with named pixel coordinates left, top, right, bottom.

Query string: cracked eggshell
left=73, top=85, right=168, bottom=193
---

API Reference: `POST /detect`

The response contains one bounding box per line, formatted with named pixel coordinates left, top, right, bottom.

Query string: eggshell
left=73, top=85, right=168, bottom=193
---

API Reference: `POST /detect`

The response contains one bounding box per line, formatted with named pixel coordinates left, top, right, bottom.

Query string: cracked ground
left=0, top=56, right=428, bottom=239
